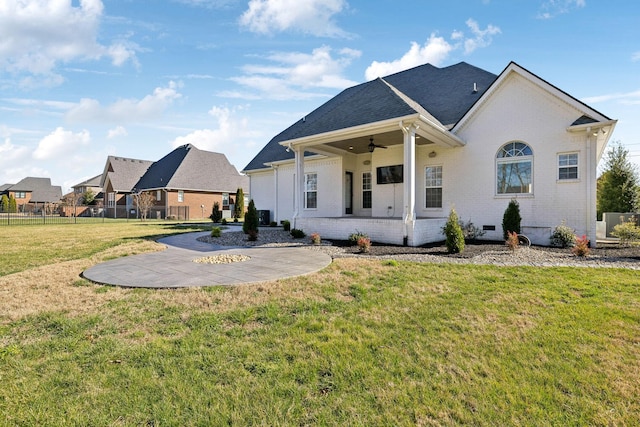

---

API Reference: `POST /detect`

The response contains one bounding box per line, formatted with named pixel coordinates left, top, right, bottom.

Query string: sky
left=1, top=0, right=640, bottom=193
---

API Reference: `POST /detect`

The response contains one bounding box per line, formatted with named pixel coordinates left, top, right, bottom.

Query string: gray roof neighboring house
left=134, top=144, right=248, bottom=193
left=243, top=62, right=497, bottom=171
left=0, top=183, right=14, bottom=193
left=9, top=177, right=62, bottom=203
left=73, top=174, right=102, bottom=189
left=101, top=156, right=154, bottom=193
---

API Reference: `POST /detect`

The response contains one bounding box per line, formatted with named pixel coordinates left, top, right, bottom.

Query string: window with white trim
left=304, top=173, right=317, bottom=209
left=108, top=192, right=115, bottom=208
left=425, top=165, right=443, bottom=208
left=362, top=172, right=372, bottom=209
left=558, top=153, right=578, bottom=180
left=15, top=191, right=26, bottom=199
left=178, top=190, right=184, bottom=203
left=497, top=141, right=533, bottom=195
left=156, top=190, right=162, bottom=201
left=222, top=193, right=229, bottom=208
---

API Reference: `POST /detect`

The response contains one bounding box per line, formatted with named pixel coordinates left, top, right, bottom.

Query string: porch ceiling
left=324, top=130, right=434, bottom=154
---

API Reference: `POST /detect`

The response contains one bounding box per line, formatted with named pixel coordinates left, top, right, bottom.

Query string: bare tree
left=134, top=191, right=156, bottom=221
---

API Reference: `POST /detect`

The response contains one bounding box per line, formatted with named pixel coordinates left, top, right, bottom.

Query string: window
left=156, top=190, right=162, bottom=201
left=425, top=166, right=443, bottom=208
left=15, top=191, right=26, bottom=199
left=362, top=172, right=372, bottom=209
left=178, top=190, right=184, bottom=203
left=558, top=153, right=578, bottom=180
left=222, top=192, right=229, bottom=208
left=304, top=173, right=317, bottom=209
left=497, top=141, right=533, bottom=195
left=108, top=192, right=115, bottom=208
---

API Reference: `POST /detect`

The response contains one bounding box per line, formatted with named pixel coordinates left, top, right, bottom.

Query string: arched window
left=496, top=142, right=533, bottom=194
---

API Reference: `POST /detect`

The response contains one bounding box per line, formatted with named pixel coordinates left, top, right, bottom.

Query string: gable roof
left=0, top=183, right=13, bottom=193
left=73, top=174, right=102, bottom=189
left=101, top=156, right=153, bottom=192
left=9, top=177, right=62, bottom=203
left=134, top=144, right=249, bottom=192
left=244, top=62, right=497, bottom=171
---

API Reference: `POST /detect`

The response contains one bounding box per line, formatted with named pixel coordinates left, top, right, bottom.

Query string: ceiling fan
left=368, top=137, right=387, bottom=153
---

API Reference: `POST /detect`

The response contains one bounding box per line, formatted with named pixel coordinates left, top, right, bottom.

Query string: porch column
left=585, top=128, right=597, bottom=247
left=401, top=122, right=418, bottom=246
left=293, top=146, right=305, bottom=229
left=273, top=165, right=279, bottom=224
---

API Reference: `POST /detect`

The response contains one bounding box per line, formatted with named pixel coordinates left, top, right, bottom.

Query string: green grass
left=0, top=221, right=210, bottom=276
left=0, top=224, right=639, bottom=425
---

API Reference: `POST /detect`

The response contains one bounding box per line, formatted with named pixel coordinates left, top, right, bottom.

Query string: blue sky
left=1, top=0, right=639, bottom=192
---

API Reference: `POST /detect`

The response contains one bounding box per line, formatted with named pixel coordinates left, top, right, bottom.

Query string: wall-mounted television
left=376, top=164, right=403, bottom=184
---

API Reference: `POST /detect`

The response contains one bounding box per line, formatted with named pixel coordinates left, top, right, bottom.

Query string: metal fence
left=0, top=205, right=192, bottom=226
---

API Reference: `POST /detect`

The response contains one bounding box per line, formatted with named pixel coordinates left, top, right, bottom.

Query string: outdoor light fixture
left=368, top=137, right=387, bottom=153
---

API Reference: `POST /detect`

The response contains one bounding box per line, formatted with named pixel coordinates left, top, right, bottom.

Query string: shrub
left=269, top=221, right=278, bottom=227
left=459, top=219, right=485, bottom=242
left=611, top=219, right=640, bottom=246
left=505, top=231, right=520, bottom=251
left=502, top=199, right=522, bottom=240
left=233, top=217, right=238, bottom=223
left=282, top=220, right=291, bottom=231
left=550, top=222, right=576, bottom=248
left=210, top=227, right=221, bottom=238
left=0, top=194, right=8, bottom=213
left=348, top=231, right=369, bottom=246
left=572, top=235, right=590, bottom=257
left=221, top=218, right=228, bottom=225
left=210, top=202, right=222, bottom=223
left=234, top=188, right=245, bottom=220
left=247, top=230, right=258, bottom=241
left=357, top=237, right=371, bottom=253
left=310, top=233, right=321, bottom=244
left=243, top=199, right=259, bottom=235
left=443, top=208, right=465, bottom=254
left=290, top=228, right=306, bottom=239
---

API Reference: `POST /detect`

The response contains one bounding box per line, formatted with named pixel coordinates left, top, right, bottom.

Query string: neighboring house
left=2, top=177, right=63, bottom=213
left=100, top=156, right=154, bottom=218
left=100, top=144, right=248, bottom=219
left=60, top=174, right=105, bottom=217
left=243, top=61, right=616, bottom=246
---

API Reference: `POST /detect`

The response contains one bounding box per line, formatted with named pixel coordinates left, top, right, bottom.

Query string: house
left=243, top=61, right=616, bottom=246
left=2, top=177, right=63, bottom=213
left=100, top=156, right=154, bottom=218
left=101, top=144, right=249, bottom=220
left=60, top=175, right=104, bottom=217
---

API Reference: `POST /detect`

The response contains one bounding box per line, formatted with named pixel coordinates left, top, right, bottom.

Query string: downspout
left=586, top=127, right=595, bottom=247
left=273, top=165, right=279, bottom=224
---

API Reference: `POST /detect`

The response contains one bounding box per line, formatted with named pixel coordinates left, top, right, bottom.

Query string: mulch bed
left=332, top=239, right=640, bottom=260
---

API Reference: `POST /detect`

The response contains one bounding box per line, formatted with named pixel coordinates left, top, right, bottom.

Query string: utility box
left=258, top=210, right=270, bottom=226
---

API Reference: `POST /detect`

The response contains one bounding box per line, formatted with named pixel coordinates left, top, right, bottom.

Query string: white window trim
left=304, top=172, right=317, bottom=210
left=362, top=172, right=372, bottom=210
left=557, top=152, right=580, bottom=182
left=177, top=190, right=184, bottom=203
left=496, top=141, right=534, bottom=197
left=424, top=165, right=443, bottom=209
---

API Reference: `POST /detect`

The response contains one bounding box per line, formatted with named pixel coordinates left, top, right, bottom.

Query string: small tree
left=502, top=199, right=522, bottom=239
left=243, top=199, right=259, bottom=235
left=8, top=195, right=17, bottom=213
left=597, top=142, right=639, bottom=219
left=82, top=188, right=95, bottom=205
left=443, top=208, right=465, bottom=254
left=134, top=191, right=155, bottom=220
left=234, top=188, right=245, bottom=220
left=0, top=194, right=8, bottom=213
left=210, top=201, right=222, bottom=223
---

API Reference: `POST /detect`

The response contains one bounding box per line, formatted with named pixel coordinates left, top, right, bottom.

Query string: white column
left=401, top=122, right=417, bottom=245
left=586, top=129, right=597, bottom=247
left=273, top=165, right=279, bottom=224
left=293, top=146, right=305, bottom=228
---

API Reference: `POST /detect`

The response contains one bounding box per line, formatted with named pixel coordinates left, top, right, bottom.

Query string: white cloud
left=33, top=127, right=90, bottom=160
left=0, top=138, right=30, bottom=168
left=107, top=126, right=128, bottom=139
left=240, top=0, right=349, bottom=37
left=537, top=0, right=586, bottom=19
left=0, top=0, right=138, bottom=84
left=463, top=19, right=501, bottom=54
left=66, top=81, right=182, bottom=123
left=582, top=89, right=640, bottom=105
left=224, top=46, right=360, bottom=100
left=170, top=106, right=262, bottom=166
left=365, top=19, right=501, bottom=80
left=365, top=35, right=453, bottom=80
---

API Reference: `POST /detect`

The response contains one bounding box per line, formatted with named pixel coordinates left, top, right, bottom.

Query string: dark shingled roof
left=244, top=62, right=497, bottom=171
left=571, top=115, right=598, bottom=126
left=73, top=174, right=102, bottom=189
left=9, top=177, right=62, bottom=203
left=134, top=144, right=248, bottom=192
left=104, top=156, right=154, bottom=192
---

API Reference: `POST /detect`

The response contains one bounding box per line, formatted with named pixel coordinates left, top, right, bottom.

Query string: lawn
left=0, top=224, right=639, bottom=426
